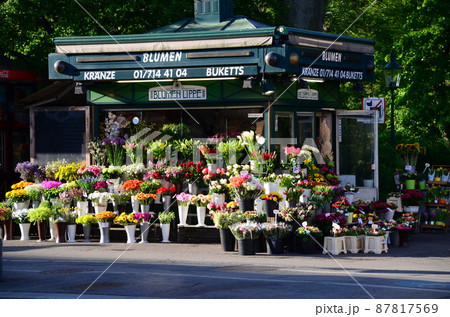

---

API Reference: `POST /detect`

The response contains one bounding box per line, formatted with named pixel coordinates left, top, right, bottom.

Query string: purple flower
left=102, top=138, right=111, bottom=145
left=41, top=180, right=63, bottom=189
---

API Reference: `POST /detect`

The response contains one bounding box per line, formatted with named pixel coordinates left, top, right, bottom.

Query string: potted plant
left=209, top=208, right=243, bottom=251
left=5, top=186, right=30, bottom=210
left=243, top=210, right=267, bottom=223
left=175, top=192, right=192, bottom=226
left=76, top=214, right=97, bottom=242
left=1, top=202, right=13, bottom=240
left=295, top=225, right=323, bottom=254
left=134, top=192, right=157, bottom=213
left=401, top=189, right=424, bottom=213
left=260, top=192, right=283, bottom=217
left=114, top=212, right=138, bottom=243
left=24, top=183, right=44, bottom=208
left=364, top=227, right=389, bottom=253
left=158, top=211, right=175, bottom=243
left=58, top=207, right=78, bottom=242
left=229, top=222, right=262, bottom=255
left=157, top=186, right=176, bottom=213
left=122, top=179, right=143, bottom=213
left=208, top=179, right=229, bottom=204
left=134, top=211, right=156, bottom=243
left=102, top=136, right=126, bottom=166
left=110, top=192, right=131, bottom=213
left=228, top=174, right=264, bottom=212
left=88, top=191, right=112, bottom=214
left=180, top=161, right=205, bottom=194
left=12, top=208, right=31, bottom=240
left=189, top=194, right=212, bottom=227
left=312, top=212, right=347, bottom=237
left=260, top=173, right=279, bottom=194
left=260, top=222, right=292, bottom=254
left=94, top=211, right=117, bottom=243
left=28, top=201, right=55, bottom=242
left=15, top=161, right=42, bottom=182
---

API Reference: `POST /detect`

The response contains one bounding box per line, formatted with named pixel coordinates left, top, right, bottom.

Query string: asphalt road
left=1, top=231, right=450, bottom=300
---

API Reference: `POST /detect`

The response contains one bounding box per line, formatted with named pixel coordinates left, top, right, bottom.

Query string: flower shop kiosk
left=42, top=0, right=379, bottom=198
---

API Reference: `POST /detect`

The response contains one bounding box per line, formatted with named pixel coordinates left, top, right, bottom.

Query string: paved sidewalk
left=0, top=230, right=449, bottom=299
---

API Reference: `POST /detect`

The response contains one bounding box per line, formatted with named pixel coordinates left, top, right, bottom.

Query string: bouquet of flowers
left=68, top=188, right=86, bottom=202
left=243, top=210, right=267, bottom=222
left=76, top=214, right=97, bottom=225
left=114, top=212, right=138, bottom=226
left=365, top=227, right=387, bottom=236
left=180, top=161, right=205, bottom=185
left=77, top=165, right=102, bottom=178
left=11, top=181, right=34, bottom=190
left=140, top=180, right=161, bottom=194
left=25, top=184, right=45, bottom=202
left=312, top=212, right=347, bottom=236
left=5, top=189, right=29, bottom=203
left=122, top=179, right=143, bottom=195
left=0, top=203, right=13, bottom=221
left=278, top=173, right=299, bottom=188
left=121, top=163, right=147, bottom=180
left=260, top=192, right=283, bottom=202
left=158, top=211, right=176, bottom=224
left=15, top=161, right=42, bottom=181
left=208, top=179, right=229, bottom=195
left=228, top=174, right=263, bottom=200
left=164, top=166, right=184, bottom=184
left=134, top=193, right=157, bottom=205
left=102, top=166, right=123, bottom=179
left=260, top=222, right=292, bottom=238
left=75, top=177, right=98, bottom=195
left=237, top=130, right=265, bottom=173
left=202, top=167, right=227, bottom=185
left=260, top=173, right=277, bottom=184
left=189, top=194, right=212, bottom=207
left=175, top=192, right=191, bottom=206
left=226, top=164, right=250, bottom=177
left=283, top=146, right=301, bottom=171
left=134, top=211, right=155, bottom=224
left=58, top=191, right=75, bottom=205
left=401, top=189, right=424, bottom=206
left=395, top=142, right=426, bottom=167
left=88, top=192, right=112, bottom=204
left=103, top=137, right=126, bottom=166
left=87, top=139, right=107, bottom=166
left=199, top=144, right=218, bottom=164
left=209, top=210, right=243, bottom=229
left=218, top=139, right=245, bottom=165
left=12, top=208, right=30, bottom=223
left=55, top=207, right=78, bottom=224
left=207, top=202, right=228, bottom=213
left=261, top=151, right=277, bottom=173
left=229, top=222, right=261, bottom=239
left=157, top=186, right=176, bottom=196
left=344, top=226, right=364, bottom=236
left=283, top=186, right=304, bottom=202
left=296, top=225, right=323, bottom=241
left=310, top=185, right=334, bottom=208
left=111, top=192, right=131, bottom=205
left=279, top=204, right=314, bottom=223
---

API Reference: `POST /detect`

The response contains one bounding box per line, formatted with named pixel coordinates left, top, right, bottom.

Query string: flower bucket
left=418, top=180, right=426, bottom=190
left=237, top=238, right=257, bottom=255
left=161, top=223, right=170, bottom=243
left=125, top=224, right=137, bottom=243
left=219, top=228, right=235, bottom=251
left=177, top=205, right=189, bottom=226
left=19, top=223, right=31, bottom=241
left=403, top=205, right=419, bottom=213
left=405, top=179, right=416, bottom=190
left=239, top=199, right=255, bottom=212
left=196, top=206, right=206, bottom=227
left=212, top=193, right=225, bottom=204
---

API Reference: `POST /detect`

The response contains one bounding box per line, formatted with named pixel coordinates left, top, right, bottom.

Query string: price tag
left=372, top=224, right=379, bottom=229
left=358, top=218, right=363, bottom=224
left=273, top=209, right=279, bottom=215
left=405, top=165, right=413, bottom=171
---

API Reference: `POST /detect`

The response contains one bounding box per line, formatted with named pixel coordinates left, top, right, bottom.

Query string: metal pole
left=390, top=87, right=396, bottom=148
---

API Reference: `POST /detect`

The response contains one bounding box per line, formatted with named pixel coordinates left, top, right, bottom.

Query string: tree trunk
left=283, top=0, right=326, bottom=31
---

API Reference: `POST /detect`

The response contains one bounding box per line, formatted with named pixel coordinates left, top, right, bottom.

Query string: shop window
left=297, top=112, right=314, bottom=147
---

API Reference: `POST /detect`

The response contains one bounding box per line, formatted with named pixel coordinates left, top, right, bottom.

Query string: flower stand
left=196, top=207, right=206, bottom=227
left=82, top=224, right=91, bottom=242
left=54, top=222, right=67, bottom=243
left=161, top=223, right=171, bottom=243
left=36, top=220, right=47, bottom=242
left=345, top=236, right=364, bottom=254
left=2, top=219, right=14, bottom=240
left=219, top=228, right=235, bottom=251
left=323, top=236, right=347, bottom=255
left=19, top=223, right=31, bottom=241
left=237, top=238, right=257, bottom=255
left=177, top=206, right=189, bottom=226
left=66, top=224, right=77, bottom=242
left=125, top=224, right=137, bottom=243
left=364, top=235, right=388, bottom=254
left=99, top=222, right=111, bottom=243
left=139, top=223, right=149, bottom=243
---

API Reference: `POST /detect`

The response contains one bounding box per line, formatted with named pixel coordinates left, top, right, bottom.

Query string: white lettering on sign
left=206, top=66, right=244, bottom=77
left=297, top=88, right=319, bottom=100
left=142, top=52, right=182, bottom=63
left=301, top=67, right=363, bottom=81
left=83, top=71, right=116, bottom=80
left=149, top=84, right=207, bottom=101
left=322, top=51, right=342, bottom=63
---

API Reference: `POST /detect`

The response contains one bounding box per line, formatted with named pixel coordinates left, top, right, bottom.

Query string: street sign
left=149, top=82, right=207, bottom=101
left=362, top=97, right=385, bottom=123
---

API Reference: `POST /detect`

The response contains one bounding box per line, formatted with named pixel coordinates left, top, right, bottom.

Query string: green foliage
left=28, top=205, right=54, bottom=223
left=158, top=211, right=175, bottom=224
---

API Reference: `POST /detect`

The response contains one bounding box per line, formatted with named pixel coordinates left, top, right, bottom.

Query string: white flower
left=256, top=135, right=265, bottom=145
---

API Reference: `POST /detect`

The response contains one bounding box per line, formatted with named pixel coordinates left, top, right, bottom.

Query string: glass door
left=336, top=110, right=379, bottom=197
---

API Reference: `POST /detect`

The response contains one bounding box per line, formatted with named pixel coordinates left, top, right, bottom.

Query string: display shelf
left=420, top=224, right=447, bottom=233
left=424, top=202, right=449, bottom=208
left=426, top=181, right=449, bottom=186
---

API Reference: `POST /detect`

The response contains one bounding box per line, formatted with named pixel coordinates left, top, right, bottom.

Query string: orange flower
left=12, top=181, right=34, bottom=189
left=122, top=180, right=143, bottom=192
